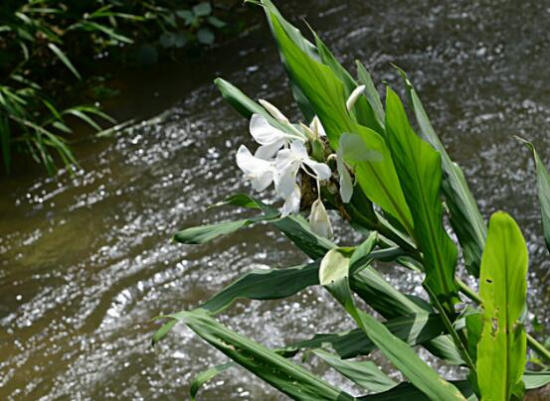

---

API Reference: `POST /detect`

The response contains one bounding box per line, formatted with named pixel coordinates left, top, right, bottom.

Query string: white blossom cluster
left=236, top=86, right=366, bottom=238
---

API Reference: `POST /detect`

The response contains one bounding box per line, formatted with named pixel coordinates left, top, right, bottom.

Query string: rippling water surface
left=2, top=1, right=550, bottom=399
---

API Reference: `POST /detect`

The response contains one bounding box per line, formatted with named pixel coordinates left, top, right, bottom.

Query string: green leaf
left=73, top=21, right=133, bottom=44
left=63, top=109, right=101, bottom=131
left=159, top=32, right=175, bottom=48
left=351, top=266, right=463, bottom=365
left=176, top=9, right=196, bottom=25
left=48, top=43, right=81, bottom=80
left=164, top=310, right=355, bottom=400
left=523, top=371, right=550, bottom=390
left=197, top=28, right=214, bottom=45
left=174, top=218, right=267, bottom=244
left=260, top=0, right=318, bottom=120
left=476, top=212, right=528, bottom=400
left=465, top=311, right=483, bottom=364
left=211, top=193, right=336, bottom=259
left=520, top=139, right=550, bottom=253
left=192, top=2, right=212, bottom=17
left=214, top=78, right=265, bottom=119
left=397, top=69, right=486, bottom=276
left=213, top=78, right=298, bottom=136
left=385, top=87, right=459, bottom=310
left=318, top=245, right=465, bottom=400
left=190, top=362, right=235, bottom=401
left=313, top=349, right=396, bottom=392
left=199, top=262, right=320, bottom=315
left=287, top=313, right=448, bottom=360
left=174, top=196, right=334, bottom=259
left=358, top=381, right=474, bottom=400
left=207, top=16, right=226, bottom=28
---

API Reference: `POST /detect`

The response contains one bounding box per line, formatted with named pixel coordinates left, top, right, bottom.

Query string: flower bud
left=309, top=199, right=333, bottom=239
left=259, top=99, right=289, bottom=123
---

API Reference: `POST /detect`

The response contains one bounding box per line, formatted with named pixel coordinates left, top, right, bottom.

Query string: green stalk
left=424, top=284, right=477, bottom=373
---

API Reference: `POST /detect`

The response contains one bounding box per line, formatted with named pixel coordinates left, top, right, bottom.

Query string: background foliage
left=0, top=0, right=240, bottom=174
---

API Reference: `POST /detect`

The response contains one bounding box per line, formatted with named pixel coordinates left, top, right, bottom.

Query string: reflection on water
left=1, top=1, right=550, bottom=399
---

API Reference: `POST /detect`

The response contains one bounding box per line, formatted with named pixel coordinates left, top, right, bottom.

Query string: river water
left=1, top=1, right=550, bottom=399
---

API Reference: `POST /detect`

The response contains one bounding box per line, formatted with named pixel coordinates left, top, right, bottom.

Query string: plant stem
left=456, top=278, right=550, bottom=363
left=424, top=284, right=477, bottom=373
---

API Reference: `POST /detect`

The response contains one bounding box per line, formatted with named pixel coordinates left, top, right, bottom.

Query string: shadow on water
left=1, top=1, right=550, bottom=399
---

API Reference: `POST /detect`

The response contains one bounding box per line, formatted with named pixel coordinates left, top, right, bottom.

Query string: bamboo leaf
left=397, top=69, right=486, bottom=276
left=385, top=87, right=459, bottom=310
left=476, top=212, right=528, bottom=400
left=319, top=241, right=465, bottom=400
left=48, top=43, right=81, bottom=80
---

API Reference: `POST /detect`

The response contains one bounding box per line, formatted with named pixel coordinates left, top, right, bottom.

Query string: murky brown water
left=2, top=1, right=550, bottom=399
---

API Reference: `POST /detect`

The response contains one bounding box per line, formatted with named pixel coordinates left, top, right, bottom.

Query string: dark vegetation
left=0, top=0, right=242, bottom=175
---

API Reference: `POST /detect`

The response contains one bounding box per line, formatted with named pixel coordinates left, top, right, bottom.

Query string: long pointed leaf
left=48, top=43, right=81, bottom=80
left=398, top=70, right=486, bottom=276
left=520, top=139, right=550, bottom=253
left=168, top=310, right=355, bottom=400
left=313, top=349, right=396, bottom=392
left=385, top=87, right=459, bottom=309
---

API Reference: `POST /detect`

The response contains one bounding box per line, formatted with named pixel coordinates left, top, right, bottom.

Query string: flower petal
left=236, top=145, right=274, bottom=191
left=281, top=184, right=301, bottom=216
left=249, top=114, right=287, bottom=145
left=254, top=139, right=286, bottom=160
left=303, top=158, right=332, bottom=180
left=274, top=149, right=300, bottom=199
left=289, top=140, right=309, bottom=158
left=309, top=199, right=333, bottom=238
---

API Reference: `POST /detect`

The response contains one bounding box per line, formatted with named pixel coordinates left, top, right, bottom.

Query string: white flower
left=236, top=145, right=274, bottom=191
left=249, top=114, right=304, bottom=159
left=309, top=116, right=326, bottom=137
left=259, top=99, right=289, bottom=123
left=275, top=141, right=330, bottom=197
left=346, top=85, right=366, bottom=112
left=309, top=199, right=333, bottom=239
left=274, top=141, right=331, bottom=216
